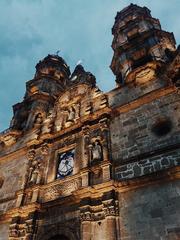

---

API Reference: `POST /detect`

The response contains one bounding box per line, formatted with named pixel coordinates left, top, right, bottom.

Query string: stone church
left=0, top=3, right=180, bottom=240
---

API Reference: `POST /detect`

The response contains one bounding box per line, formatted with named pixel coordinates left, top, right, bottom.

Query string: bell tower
left=11, top=54, right=71, bottom=131
left=110, top=4, right=176, bottom=86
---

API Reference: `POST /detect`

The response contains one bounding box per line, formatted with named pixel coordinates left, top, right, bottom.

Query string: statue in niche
left=91, top=140, right=103, bottom=161
left=41, top=110, right=54, bottom=134
left=28, top=157, right=42, bottom=185
left=74, top=103, right=80, bottom=120
left=33, top=113, right=43, bottom=128
left=68, top=106, right=76, bottom=121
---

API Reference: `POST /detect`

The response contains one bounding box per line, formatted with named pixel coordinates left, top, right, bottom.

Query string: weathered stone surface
left=0, top=224, right=9, bottom=240
left=118, top=182, right=180, bottom=240
left=0, top=3, right=179, bottom=240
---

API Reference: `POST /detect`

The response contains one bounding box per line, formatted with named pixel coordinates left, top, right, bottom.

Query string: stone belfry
left=110, top=4, right=176, bottom=85
left=10, top=54, right=71, bottom=132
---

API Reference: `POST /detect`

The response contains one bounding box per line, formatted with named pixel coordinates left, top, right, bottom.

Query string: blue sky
left=0, top=0, right=179, bottom=131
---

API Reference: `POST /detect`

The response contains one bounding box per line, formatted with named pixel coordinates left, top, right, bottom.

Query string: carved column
left=103, top=199, right=120, bottom=240
left=88, top=144, right=93, bottom=164
left=99, top=118, right=112, bottom=182
left=99, top=118, right=110, bottom=162
left=80, top=212, right=92, bottom=240
left=82, top=126, right=90, bottom=168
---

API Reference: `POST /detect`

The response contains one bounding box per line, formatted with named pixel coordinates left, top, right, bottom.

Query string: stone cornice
left=111, top=85, right=177, bottom=116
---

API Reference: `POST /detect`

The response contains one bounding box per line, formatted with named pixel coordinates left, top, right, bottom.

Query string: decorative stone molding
left=80, top=211, right=93, bottom=221
left=42, top=177, right=82, bottom=202
left=41, top=143, right=49, bottom=155
left=0, top=129, right=21, bottom=147
left=102, top=200, right=119, bottom=217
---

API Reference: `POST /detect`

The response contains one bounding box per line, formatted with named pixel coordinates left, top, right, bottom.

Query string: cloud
left=0, top=0, right=179, bottom=131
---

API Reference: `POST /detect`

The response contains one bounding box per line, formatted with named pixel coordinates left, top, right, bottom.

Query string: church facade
left=0, top=4, right=180, bottom=240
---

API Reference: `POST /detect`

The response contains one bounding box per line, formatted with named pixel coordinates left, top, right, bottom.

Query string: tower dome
left=35, top=54, right=71, bottom=80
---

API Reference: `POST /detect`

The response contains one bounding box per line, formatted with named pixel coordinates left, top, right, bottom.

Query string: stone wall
left=119, top=181, right=180, bottom=240
left=0, top=223, right=9, bottom=240
left=0, top=155, right=27, bottom=214
left=115, top=149, right=180, bottom=180
left=110, top=91, right=180, bottom=166
left=108, top=78, right=167, bottom=108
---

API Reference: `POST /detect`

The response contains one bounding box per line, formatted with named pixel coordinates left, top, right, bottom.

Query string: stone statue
left=74, top=103, right=80, bottom=119
left=33, top=113, right=43, bottom=128
left=28, top=157, right=41, bottom=185
left=41, top=111, right=54, bottom=134
left=68, top=107, right=75, bottom=121
left=92, top=140, right=102, bottom=161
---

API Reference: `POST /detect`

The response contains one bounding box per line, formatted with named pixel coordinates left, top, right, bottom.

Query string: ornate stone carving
left=92, top=140, right=102, bottom=161
left=84, top=102, right=92, bottom=115
left=103, top=200, right=119, bottom=217
left=33, top=113, right=43, bottom=128
left=80, top=212, right=92, bottom=221
left=25, top=219, right=34, bottom=234
left=54, top=102, right=81, bottom=130
left=41, top=144, right=49, bottom=155
left=9, top=223, right=19, bottom=238
left=41, top=111, right=54, bottom=134
left=0, top=129, right=21, bottom=146
left=54, top=109, right=68, bottom=131
left=43, top=178, right=81, bottom=202
left=89, top=140, right=103, bottom=164
left=100, top=95, right=108, bottom=108
left=93, top=87, right=102, bottom=98
left=27, top=150, right=43, bottom=186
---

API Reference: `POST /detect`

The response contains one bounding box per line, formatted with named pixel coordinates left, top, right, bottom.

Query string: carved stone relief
left=54, top=102, right=81, bottom=131
left=42, top=178, right=81, bottom=202
left=91, top=140, right=103, bottom=161
left=26, top=149, right=43, bottom=186
left=41, top=110, right=54, bottom=134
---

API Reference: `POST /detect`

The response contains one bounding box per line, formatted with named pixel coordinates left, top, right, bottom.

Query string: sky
left=0, top=0, right=179, bottom=132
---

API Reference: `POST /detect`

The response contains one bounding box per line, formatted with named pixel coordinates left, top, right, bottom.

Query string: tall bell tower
left=10, top=54, right=71, bottom=131
left=110, top=4, right=176, bottom=86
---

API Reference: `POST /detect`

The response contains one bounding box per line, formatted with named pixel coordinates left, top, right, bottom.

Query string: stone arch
left=37, top=225, right=78, bottom=240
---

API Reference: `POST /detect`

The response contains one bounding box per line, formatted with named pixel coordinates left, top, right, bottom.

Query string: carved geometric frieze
left=42, top=177, right=82, bottom=202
